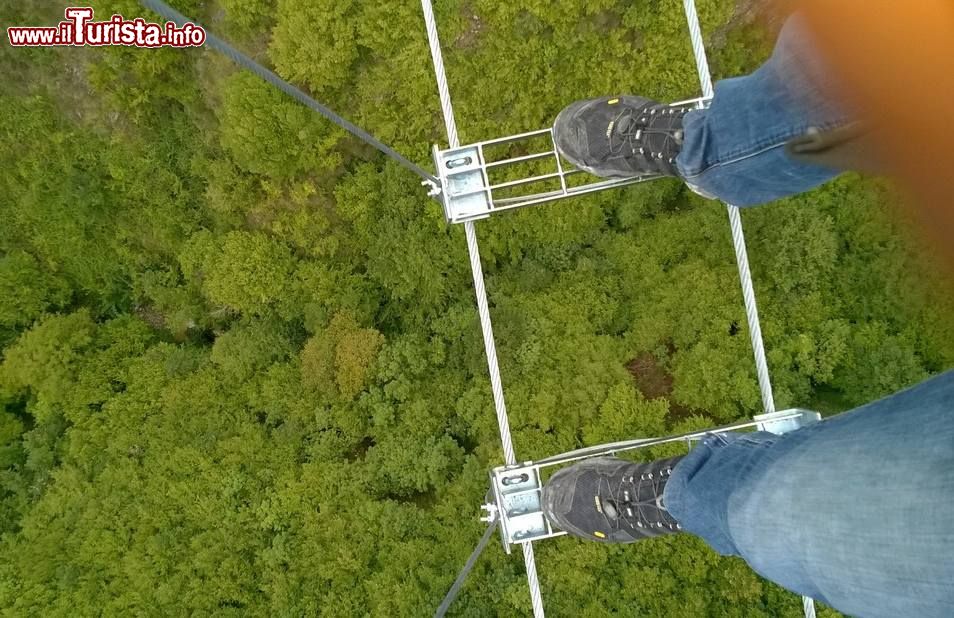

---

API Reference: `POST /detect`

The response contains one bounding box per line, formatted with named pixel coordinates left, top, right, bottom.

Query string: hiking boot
left=552, top=96, right=691, bottom=178
left=541, top=456, right=684, bottom=543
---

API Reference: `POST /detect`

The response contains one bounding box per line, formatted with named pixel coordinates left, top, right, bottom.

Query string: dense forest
left=2, top=0, right=953, bottom=616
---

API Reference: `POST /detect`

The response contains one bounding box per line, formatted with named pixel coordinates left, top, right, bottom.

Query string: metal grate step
left=432, top=96, right=710, bottom=224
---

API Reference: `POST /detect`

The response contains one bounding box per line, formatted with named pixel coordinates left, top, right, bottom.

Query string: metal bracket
left=488, top=463, right=558, bottom=553
left=485, top=408, right=821, bottom=552
left=755, top=408, right=821, bottom=435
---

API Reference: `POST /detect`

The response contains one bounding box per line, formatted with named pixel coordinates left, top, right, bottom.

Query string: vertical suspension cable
left=421, top=0, right=460, bottom=148
left=420, top=0, right=516, bottom=471
left=462, top=224, right=517, bottom=464
left=803, top=595, right=817, bottom=618
left=522, top=543, right=545, bottom=618
left=727, top=207, right=777, bottom=414
left=681, top=2, right=813, bottom=617
left=681, top=0, right=775, bottom=415
left=683, top=0, right=714, bottom=100
left=420, top=1, right=544, bottom=617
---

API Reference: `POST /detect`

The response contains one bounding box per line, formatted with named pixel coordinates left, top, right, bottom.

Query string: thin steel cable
left=434, top=520, right=498, bottom=618
left=682, top=2, right=812, bottom=617
left=420, top=2, right=543, bottom=617
left=139, top=0, right=437, bottom=184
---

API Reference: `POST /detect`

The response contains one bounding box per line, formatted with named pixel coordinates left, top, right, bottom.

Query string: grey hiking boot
left=541, top=456, right=684, bottom=543
left=552, top=96, right=691, bottom=178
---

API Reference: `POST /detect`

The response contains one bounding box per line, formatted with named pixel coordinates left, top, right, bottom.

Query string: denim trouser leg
left=663, top=370, right=954, bottom=618
left=675, top=15, right=852, bottom=206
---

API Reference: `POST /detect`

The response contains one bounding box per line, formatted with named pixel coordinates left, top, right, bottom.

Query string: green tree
left=211, top=319, right=294, bottom=380
left=0, top=251, right=70, bottom=330
left=219, top=71, right=343, bottom=180
left=197, top=230, right=298, bottom=317
left=0, top=311, right=96, bottom=424
left=301, top=311, right=384, bottom=400
left=269, top=0, right=359, bottom=95
left=3, top=1, right=953, bottom=616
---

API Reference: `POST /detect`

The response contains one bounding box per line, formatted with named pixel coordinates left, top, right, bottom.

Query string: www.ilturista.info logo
left=7, top=8, right=206, bottom=48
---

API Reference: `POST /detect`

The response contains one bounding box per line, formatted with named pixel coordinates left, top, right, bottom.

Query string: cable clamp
left=479, top=502, right=498, bottom=524
left=423, top=179, right=442, bottom=197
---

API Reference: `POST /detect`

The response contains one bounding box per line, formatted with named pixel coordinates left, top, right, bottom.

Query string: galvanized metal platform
left=483, top=408, right=822, bottom=552
left=431, top=97, right=710, bottom=224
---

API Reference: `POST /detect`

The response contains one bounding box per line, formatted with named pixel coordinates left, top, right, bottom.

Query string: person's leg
left=676, top=13, right=853, bottom=205
left=664, top=370, right=954, bottom=618
left=552, top=13, right=855, bottom=206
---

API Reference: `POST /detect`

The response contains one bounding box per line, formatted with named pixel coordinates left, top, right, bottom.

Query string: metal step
left=483, top=408, right=821, bottom=552
left=432, top=96, right=711, bottom=224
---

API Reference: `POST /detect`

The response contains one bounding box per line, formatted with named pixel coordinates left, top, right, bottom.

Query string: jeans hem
left=679, top=117, right=852, bottom=181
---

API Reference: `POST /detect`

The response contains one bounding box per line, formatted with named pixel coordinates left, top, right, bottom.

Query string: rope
left=139, top=0, right=437, bottom=185
left=681, top=2, right=811, bottom=616
left=434, top=520, right=498, bottom=618
left=420, top=2, right=543, bottom=616
left=418, top=0, right=516, bottom=464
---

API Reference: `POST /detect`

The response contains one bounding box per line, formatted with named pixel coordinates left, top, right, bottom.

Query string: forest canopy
left=1, top=0, right=952, bottom=616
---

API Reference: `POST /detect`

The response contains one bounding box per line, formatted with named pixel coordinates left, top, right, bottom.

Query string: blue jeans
left=665, top=16, right=954, bottom=616
left=675, top=14, right=851, bottom=206
left=664, top=370, right=954, bottom=618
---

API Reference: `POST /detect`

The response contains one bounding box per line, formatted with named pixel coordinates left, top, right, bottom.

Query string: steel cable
left=420, top=1, right=543, bottom=616
left=139, top=0, right=437, bottom=184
